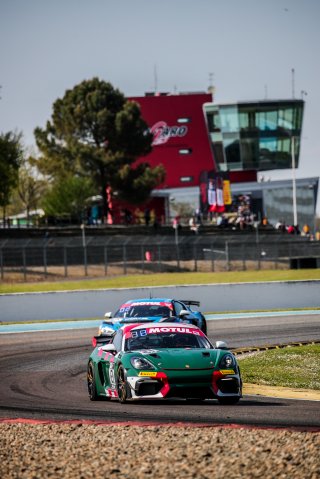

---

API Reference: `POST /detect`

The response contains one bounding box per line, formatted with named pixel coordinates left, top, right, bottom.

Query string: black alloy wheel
left=87, top=361, right=99, bottom=401
left=117, top=366, right=130, bottom=403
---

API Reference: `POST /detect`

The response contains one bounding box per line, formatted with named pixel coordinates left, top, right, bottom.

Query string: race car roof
left=123, top=298, right=173, bottom=304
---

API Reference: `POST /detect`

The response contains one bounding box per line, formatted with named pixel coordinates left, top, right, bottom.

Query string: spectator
left=189, top=216, right=199, bottom=234
left=301, top=224, right=310, bottom=236
left=275, top=219, right=287, bottom=233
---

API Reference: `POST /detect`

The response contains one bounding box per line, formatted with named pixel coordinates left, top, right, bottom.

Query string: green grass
left=1, top=269, right=320, bottom=294
left=238, top=344, right=320, bottom=390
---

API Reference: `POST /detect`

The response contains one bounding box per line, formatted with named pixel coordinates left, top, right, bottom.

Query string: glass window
left=223, top=138, right=241, bottom=167
left=219, top=106, right=239, bottom=133
left=173, top=301, right=185, bottom=315
left=239, top=111, right=249, bottom=129
left=240, top=139, right=259, bottom=170
left=113, top=329, right=123, bottom=352
left=212, top=142, right=225, bottom=168
left=278, top=108, right=293, bottom=130
left=207, top=111, right=221, bottom=132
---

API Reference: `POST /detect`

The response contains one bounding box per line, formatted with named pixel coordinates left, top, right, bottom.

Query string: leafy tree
left=42, top=176, right=95, bottom=222
left=16, top=156, right=46, bottom=222
left=0, top=131, right=23, bottom=223
left=34, top=78, right=165, bottom=220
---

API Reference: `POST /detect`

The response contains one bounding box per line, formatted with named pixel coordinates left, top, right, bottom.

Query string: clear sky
left=1, top=0, right=319, bottom=188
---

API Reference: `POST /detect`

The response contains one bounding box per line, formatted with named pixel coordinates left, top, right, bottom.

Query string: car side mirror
left=179, top=309, right=190, bottom=317
left=101, top=343, right=117, bottom=353
left=104, top=311, right=112, bottom=318
left=215, top=340, right=228, bottom=350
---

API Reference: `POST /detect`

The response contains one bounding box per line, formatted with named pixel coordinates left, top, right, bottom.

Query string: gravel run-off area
left=1, top=422, right=319, bottom=479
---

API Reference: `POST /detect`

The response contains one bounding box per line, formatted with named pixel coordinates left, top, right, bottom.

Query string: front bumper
left=126, top=369, right=242, bottom=400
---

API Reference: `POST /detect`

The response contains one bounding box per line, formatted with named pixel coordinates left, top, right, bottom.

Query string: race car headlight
left=219, top=354, right=235, bottom=369
left=130, top=356, right=155, bottom=370
left=99, top=326, right=114, bottom=335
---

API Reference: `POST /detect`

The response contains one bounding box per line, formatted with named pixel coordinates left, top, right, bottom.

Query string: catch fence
left=1, top=235, right=319, bottom=282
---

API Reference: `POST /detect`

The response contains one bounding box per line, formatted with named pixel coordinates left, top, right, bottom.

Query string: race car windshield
left=125, top=332, right=212, bottom=351
left=115, top=305, right=171, bottom=319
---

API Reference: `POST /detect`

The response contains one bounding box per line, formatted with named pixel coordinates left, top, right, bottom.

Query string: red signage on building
left=129, top=93, right=216, bottom=189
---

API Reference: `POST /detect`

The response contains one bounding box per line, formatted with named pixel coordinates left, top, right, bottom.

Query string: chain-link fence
left=1, top=234, right=319, bottom=282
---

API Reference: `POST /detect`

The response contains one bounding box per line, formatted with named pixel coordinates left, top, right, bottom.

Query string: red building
left=107, top=93, right=307, bottom=226
left=130, top=92, right=215, bottom=189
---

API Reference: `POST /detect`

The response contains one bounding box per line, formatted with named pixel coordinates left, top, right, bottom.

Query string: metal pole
left=291, top=136, right=298, bottom=226
left=225, top=241, right=230, bottom=271
left=158, top=245, right=161, bottom=273
left=80, top=224, right=87, bottom=276
left=22, top=248, right=27, bottom=281
left=242, top=243, right=246, bottom=271
left=64, top=247, right=68, bottom=277
left=104, top=246, right=108, bottom=275
left=123, top=244, right=127, bottom=275
left=141, top=245, right=145, bottom=274
left=83, top=246, right=88, bottom=276
left=43, top=245, right=47, bottom=277
left=0, top=248, right=3, bottom=280
left=81, top=223, right=86, bottom=248
left=175, top=224, right=178, bottom=245
left=211, top=242, right=215, bottom=272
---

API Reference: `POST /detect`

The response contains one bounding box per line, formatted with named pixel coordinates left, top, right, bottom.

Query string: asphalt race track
left=0, top=313, right=319, bottom=428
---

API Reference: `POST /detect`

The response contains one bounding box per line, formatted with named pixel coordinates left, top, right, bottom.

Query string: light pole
left=80, top=223, right=86, bottom=247
left=291, top=136, right=298, bottom=226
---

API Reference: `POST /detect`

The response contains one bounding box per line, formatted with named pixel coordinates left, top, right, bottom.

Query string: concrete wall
left=1, top=281, right=319, bottom=323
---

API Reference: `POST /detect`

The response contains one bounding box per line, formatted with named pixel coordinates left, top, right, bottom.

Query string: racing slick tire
left=87, top=361, right=99, bottom=401
left=217, top=396, right=241, bottom=405
left=117, top=366, right=131, bottom=404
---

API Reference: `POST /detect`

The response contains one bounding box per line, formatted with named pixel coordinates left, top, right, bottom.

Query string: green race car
left=87, top=322, right=242, bottom=404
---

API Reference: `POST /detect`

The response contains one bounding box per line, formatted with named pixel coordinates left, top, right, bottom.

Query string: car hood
left=133, top=349, right=223, bottom=370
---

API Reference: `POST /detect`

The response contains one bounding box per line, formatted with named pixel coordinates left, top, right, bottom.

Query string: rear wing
left=179, top=300, right=200, bottom=308
left=91, top=334, right=113, bottom=348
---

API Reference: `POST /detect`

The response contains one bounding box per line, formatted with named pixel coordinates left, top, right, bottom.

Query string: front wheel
left=87, top=361, right=99, bottom=401
left=117, top=366, right=130, bottom=403
left=217, top=396, right=240, bottom=405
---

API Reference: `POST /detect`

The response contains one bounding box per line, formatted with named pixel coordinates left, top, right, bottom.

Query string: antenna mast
left=208, top=72, right=215, bottom=99
left=154, top=65, right=158, bottom=94
left=291, top=68, right=295, bottom=98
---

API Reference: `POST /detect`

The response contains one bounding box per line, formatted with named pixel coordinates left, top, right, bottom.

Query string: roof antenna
left=291, top=68, right=295, bottom=98
left=154, top=64, right=158, bottom=94
left=208, top=72, right=215, bottom=100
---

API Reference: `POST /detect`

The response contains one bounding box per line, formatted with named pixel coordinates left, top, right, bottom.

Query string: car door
left=101, top=329, right=123, bottom=392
